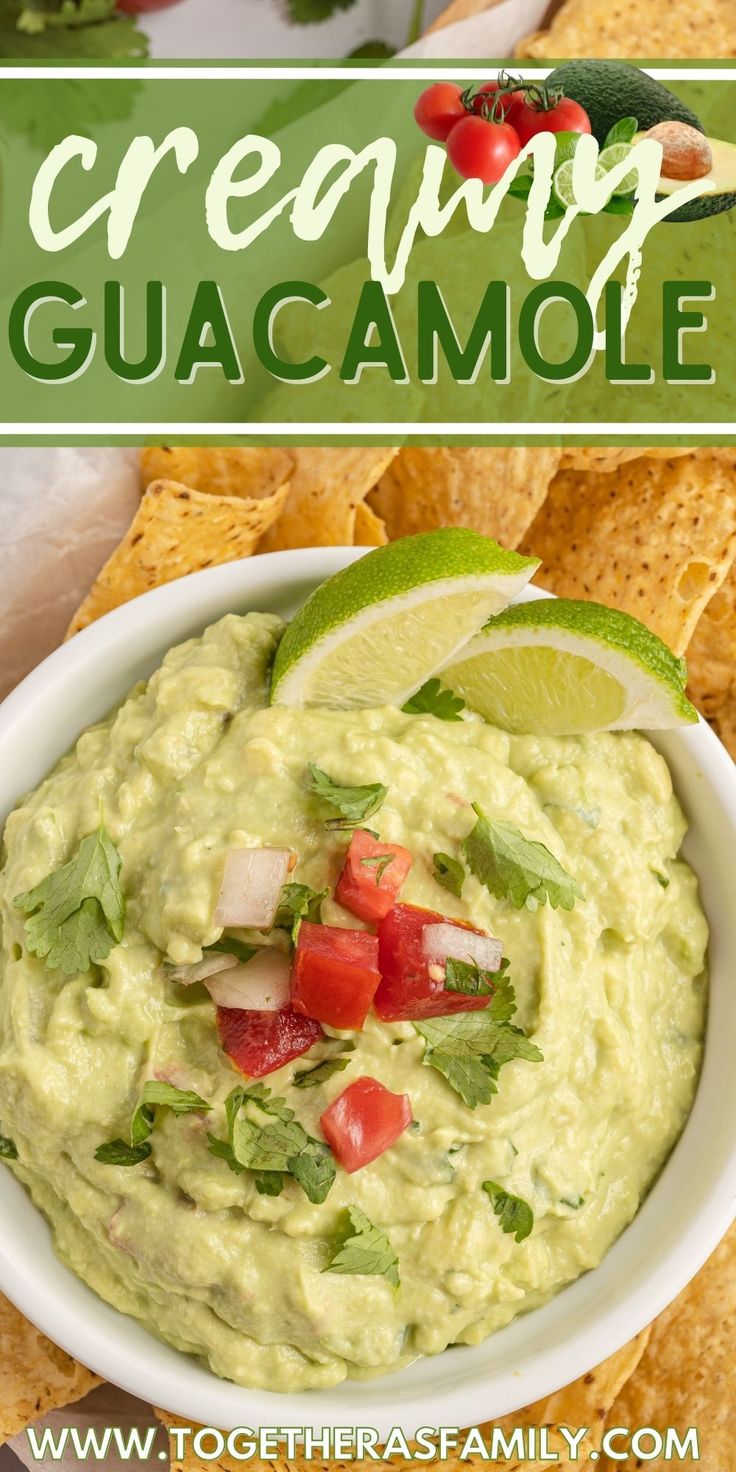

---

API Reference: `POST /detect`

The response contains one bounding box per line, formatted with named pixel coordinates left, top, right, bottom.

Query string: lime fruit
left=598, top=141, right=638, bottom=195
left=441, top=598, right=698, bottom=734
left=270, top=530, right=540, bottom=709
left=553, top=156, right=606, bottom=209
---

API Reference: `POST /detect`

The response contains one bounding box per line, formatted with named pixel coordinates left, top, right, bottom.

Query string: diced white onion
left=422, top=922, right=503, bottom=975
left=205, top=948, right=292, bottom=1011
left=165, top=954, right=234, bottom=986
left=214, top=847, right=294, bottom=929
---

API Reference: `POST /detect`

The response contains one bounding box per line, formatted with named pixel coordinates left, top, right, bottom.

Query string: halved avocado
left=634, top=132, right=736, bottom=223
left=546, top=61, right=703, bottom=146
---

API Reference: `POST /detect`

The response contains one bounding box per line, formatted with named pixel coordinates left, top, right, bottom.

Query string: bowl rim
left=0, top=545, right=735, bottom=1436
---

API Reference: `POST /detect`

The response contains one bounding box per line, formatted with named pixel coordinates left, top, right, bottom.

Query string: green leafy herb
left=463, top=805, right=582, bottom=912
left=205, top=937, right=258, bottom=966
left=324, top=1205, right=400, bottom=1287
left=293, top=1052, right=354, bottom=1089
left=507, top=173, right=533, bottom=201
left=273, top=882, right=327, bottom=946
left=444, top=956, right=509, bottom=997
left=128, top=1081, right=210, bottom=1150
left=254, top=1171, right=285, bottom=1197
left=0, top=0, right=147, bottom=58
left=603, top=196, right=636, bottom=215
left=483, top=1180, right=534, bottom=1243
left=15, top=824, right=125, bottom=976
left=413, top=975, right=542, bottom=1108
left=94, top=1139, right=152, bottom=1167
left=604, top=116, right=638, bottom=147
left=402, top=679, right=466, bottom=722
left=0, top=1134, right=18, bottom=1160
left=560, top=1194, right=585, bottom=1209
left=349, top=39, right=395, bottom=57
left=653, top=870, right=670, bottom=889
left=308, top=763, right=387, bottom=830
left=210, top=1085, right=335, bottom=1204
left=289, top=1140, right=336, bottom=1204
left=286, top=0, right=357, bottom=21
left=432, top=852, right=465, bottom=898
left=360, top=853, right=395, bottom=884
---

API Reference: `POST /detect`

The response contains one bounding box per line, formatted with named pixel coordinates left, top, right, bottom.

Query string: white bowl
left=0, top=548, right=734, bottom=1435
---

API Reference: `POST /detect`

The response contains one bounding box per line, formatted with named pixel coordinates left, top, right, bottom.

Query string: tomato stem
left=406, top=0, right=426, bottom=47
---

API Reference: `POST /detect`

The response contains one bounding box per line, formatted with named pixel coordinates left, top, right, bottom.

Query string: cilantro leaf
left=212, top=1085, right=335, bottom=1203
left=206, top=1134, right=245, bottom=1174
left=0, top=0, right=147, bottom=57
left=254, top=1171, right=285, bottom=1197
left=288, top=1139, right=336, bottom=1205
left=15, top=825, right=125, bottom=976
left=483, top=1180, right=534, bottom=1243
left=0, top=1134, right=18, bottom=1160
left=360, top=853, right=395, bottom=884
left=462, top=806, right=582, bottom=912
left=444, top=956, right=508, bottom=997
left=308, top=763, right=387, bottom=829
left=402, top=679, right=465, bottom=722
left=293, top=1054, right=353, bottom=1089
left=205, top=937, right=259, bottom=966
left=324, top=1206, right=399, bottom=1287
left=349, top=39, right=395, bottom=57
left=273, top=882, right=327, bottom=946
left=432, top=852, right=465, bottom=898
left=413, top=981, right=542, bottom=1108
left=286, top=0, right=357, bottom=21
left=94, top=1139, right=152, bottom=1167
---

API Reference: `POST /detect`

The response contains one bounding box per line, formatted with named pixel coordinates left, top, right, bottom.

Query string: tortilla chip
left=516, top=0, right=736, bottom=57
left=139, top=447, right=293, bottom=501
left=354, top=501, right=388, bottom=546
left=686, top=561, right=736, bottom=755
left=0, top=1292, right=100, bottom=1445
left=259, top=448, right=397, bottom=551
left=521, top=451, right=736, bottom=654
left=66, top=477, right=289, bottom=637
left=560, top=448, right=690, bottom=474
left=368, top=448, right=561, bottom=549
left=600, top=1225, right=736, bottom=1470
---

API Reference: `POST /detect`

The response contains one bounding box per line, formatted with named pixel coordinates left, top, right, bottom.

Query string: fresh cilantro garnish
left=360, top=853, right=395, bottom=884
left=97, top=1081, right=210, bottom=1166
left=444, top=956, right=509, bottom=997
left=293, top=1046, right=355, bottom=1089
left=272, top=882, right=327, bottom=946
left=208, top=1085, right=335, bottom=1204
left=483, top=1180, right=534, bottom=1243
left=286, top=0, right=356, bottom=20
left=561, top=1194, right=585, bottom=1209
left=308, top=763, right=387, bottom=831
left=462, top=805, right=581, bottom=912
left=0, top=1134, right=18, bottom=1160
left=324, top=1206, right=400, bottom=1287
left=205, top=936, right=259, bottom=965
left=0, top=0, right=147, bottom=57
left=653, top=870, right=670, bottom=889
left=432, top=852, right=465, bottom=898
left=402, top=679, right=466, bottom=722
left=15, top=824, right=125, bottom=976
left=413, top=974, right=542, bottom=1108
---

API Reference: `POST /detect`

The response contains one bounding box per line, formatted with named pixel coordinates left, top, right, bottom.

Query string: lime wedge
left=553, top=155, right=607, bottom=209
left=441, top=598, right=698, bottom=735
left=270, top=530, right=540, bottom=710
left=598, top=141, right=638, bottom=195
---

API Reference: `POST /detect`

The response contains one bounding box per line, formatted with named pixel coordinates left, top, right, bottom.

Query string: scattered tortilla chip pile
left=515, top=0, right=736, bottom=58
left=0, top=1292, right=100, bottom=1443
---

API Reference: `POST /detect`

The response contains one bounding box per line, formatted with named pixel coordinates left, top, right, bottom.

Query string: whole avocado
left=546, top=60, right=704, bottom=145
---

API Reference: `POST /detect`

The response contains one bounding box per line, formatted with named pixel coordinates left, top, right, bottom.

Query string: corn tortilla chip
left=0, top=1292, right=100, bottom=1445
left=516, top=0, right=736, bottom=58
left=559, top=448, right=690, bottom=474
left=369, top=448, right=561, bottom=550
left=521, top=451, right=736, bottom=654
left=354, top=501, right=388, bottom=546
left=139, top=447, right=293, bottom=501
left=259, top=448, right=397, bottom=551
left=66, top=477, right=289, bottom=637
left=600, top=1225, right=736, bottom=1471
left=686, top=561, right=736, bottom=756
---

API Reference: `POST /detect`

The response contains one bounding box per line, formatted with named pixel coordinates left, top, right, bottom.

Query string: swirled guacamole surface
left=0, top=613, right=707, bottom=1390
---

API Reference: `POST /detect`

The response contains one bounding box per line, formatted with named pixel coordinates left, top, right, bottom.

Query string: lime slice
left=441, top=598, right=697, bottom=735
left=553, top=156, right=606, bottom=209
left=270, top=530, right=540, bottom=710
left=529, top=130, right=580, bottom=176
left=598, top=141, right=638, bottom=195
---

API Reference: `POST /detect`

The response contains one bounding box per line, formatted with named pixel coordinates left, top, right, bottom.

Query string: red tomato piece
left=414, top=82, right=467, bottom=142
left=292, top=921, right=381, bottom=1031
left=217, top=1005, right=322, bottom=1079
left=335, top=829, right=413, bottom=924
left=374, top=903, right=492, bottom=1021
left=447, top=116, right=521, bottom=184
left=513, top=97, right=591, bottom=146
left=320, top=1076, right=412, bottom=1173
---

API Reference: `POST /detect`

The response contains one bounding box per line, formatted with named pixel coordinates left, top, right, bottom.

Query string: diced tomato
left=217, top=1005, right=322, bottom=1079
left=320, top=1076, right=412, bottom=1173
left=335, top=829, right=413, bottom=923
left=291, top=921, right=381, bottom=1031
left=374, top=903, right=492, bottom=1021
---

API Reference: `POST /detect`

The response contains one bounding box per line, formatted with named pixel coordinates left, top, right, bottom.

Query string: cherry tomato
left=117, top=0, right=183, bottom=12
left=446, top=115, right=521, bottom=185
left=414, top=82, right=467, bottom=142
left=513, top=96, right=591, bottom=147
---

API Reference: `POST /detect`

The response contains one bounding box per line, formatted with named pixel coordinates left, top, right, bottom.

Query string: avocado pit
left=645, top=121, right=713, bottom=181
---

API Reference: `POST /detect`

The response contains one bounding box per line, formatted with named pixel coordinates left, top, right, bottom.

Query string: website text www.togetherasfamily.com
left=24, top=1423, right=701, bottom=1464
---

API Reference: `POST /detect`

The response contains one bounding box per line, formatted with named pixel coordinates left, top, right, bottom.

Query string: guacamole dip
left=0, top=613, right=707, bottom=1391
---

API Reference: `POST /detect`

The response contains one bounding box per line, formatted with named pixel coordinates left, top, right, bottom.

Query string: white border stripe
left=1, top=67, right=735, bottom=80
left=1, top=424, right=733, bottom=437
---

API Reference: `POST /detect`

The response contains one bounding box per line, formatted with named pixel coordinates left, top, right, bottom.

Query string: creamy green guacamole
left=0, top=613, right=708, bottom=1390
